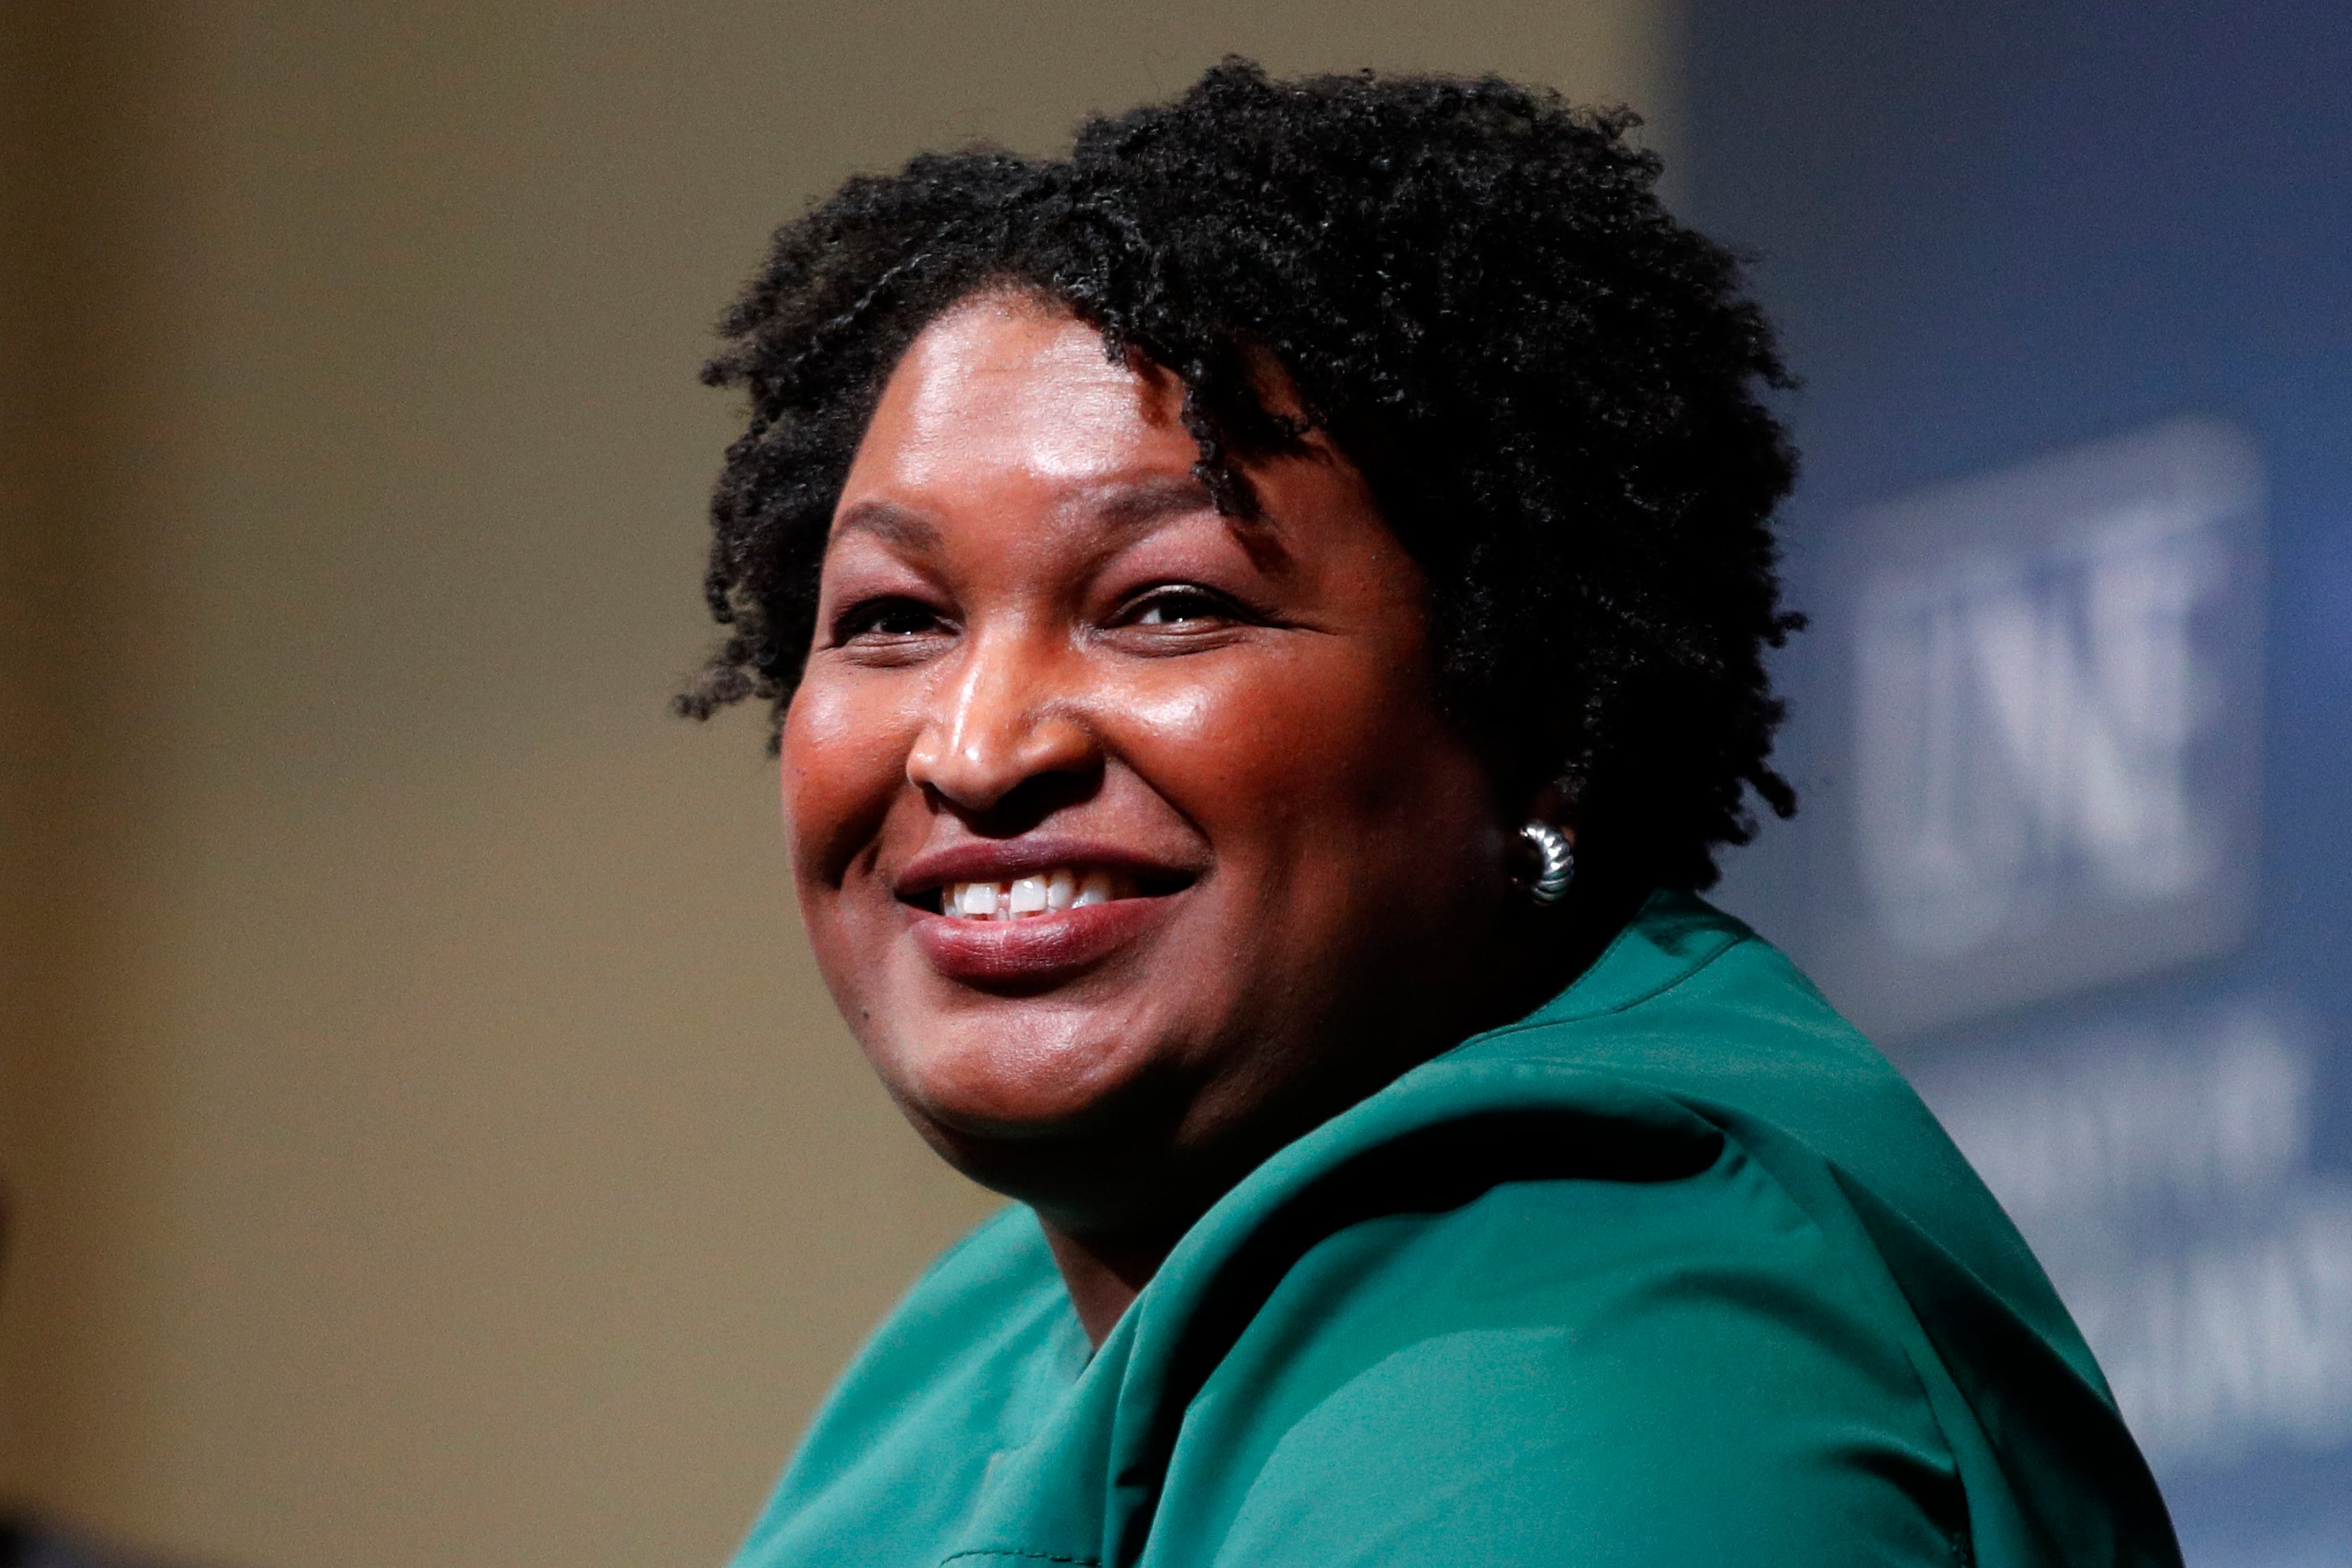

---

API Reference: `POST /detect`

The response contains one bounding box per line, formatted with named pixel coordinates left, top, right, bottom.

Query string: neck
left=1040, top=1220, right=1181, bottom=1346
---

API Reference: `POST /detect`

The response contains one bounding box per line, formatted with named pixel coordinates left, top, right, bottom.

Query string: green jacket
left=731, top=893, right=2177, bottom=1566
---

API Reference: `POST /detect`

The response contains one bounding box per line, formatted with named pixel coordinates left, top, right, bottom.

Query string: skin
left=782, top=291, right=1600, bottom=1343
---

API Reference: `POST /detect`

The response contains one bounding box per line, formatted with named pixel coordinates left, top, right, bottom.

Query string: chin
left=879, top=1007, right=1174, bottom=1146
left=887, top=1026, right=1201, bottom=1228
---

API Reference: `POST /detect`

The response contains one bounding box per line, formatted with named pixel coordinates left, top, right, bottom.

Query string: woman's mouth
left=900, top=856, right=1190, bottom=986
left=936, top=867, right=1140, bottom=921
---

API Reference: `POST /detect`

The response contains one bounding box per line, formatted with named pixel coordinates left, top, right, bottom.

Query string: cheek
left=1120, top=641, right=1465, bottom=842
left=778, top=673, right=917, bottom=891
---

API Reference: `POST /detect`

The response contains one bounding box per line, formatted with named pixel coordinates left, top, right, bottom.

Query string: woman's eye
left=836, top=596, right=946, bottom=642
left=1125, top=588, right=1233, bottom=627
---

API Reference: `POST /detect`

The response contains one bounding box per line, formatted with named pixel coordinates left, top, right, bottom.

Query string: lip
left=908, top=892, right=1183, bottom=987
left=891, top=836, right=1200, bottom=989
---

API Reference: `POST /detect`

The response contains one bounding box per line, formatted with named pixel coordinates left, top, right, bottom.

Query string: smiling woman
left=685, top=61, right=2181, bottom=1568
left=789, top=297, right=1527, bottom=1318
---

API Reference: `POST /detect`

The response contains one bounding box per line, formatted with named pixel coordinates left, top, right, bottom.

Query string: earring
left=1519, top=821, right=1575, bottom=906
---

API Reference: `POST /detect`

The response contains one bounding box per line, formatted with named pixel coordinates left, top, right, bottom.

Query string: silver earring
left=1519, top=821, right=1575, bottom=906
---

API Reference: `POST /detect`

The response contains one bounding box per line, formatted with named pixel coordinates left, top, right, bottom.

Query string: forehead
left=843, top=293, right=1196, bottom=502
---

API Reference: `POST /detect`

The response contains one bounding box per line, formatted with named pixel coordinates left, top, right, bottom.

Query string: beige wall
left=0, top=4, right=1674, bottom=1564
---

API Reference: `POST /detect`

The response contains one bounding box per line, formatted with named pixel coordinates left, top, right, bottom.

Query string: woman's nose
left=904, top=634, right=1098, bottom=813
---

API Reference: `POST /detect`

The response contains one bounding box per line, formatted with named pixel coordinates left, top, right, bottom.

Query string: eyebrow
left=829, top=499, right=942, bottom=552
left=1100, top=472, right=1295, bottom=574
left=825, top=471, right=1295, bottom=575
left=1087, top=472, right=1219, bottom=533
left=828, top=473, right=1219, bottom=554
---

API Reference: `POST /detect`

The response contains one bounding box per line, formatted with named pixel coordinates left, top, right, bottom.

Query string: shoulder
left=1147, top=1120, right=1970, bottom=1567
left=1122, top=894, right=2168, bottom=1566
left=1467, top=893, right=2084, bottom=1359
left=1119, top=896, right=2010, bottom=1565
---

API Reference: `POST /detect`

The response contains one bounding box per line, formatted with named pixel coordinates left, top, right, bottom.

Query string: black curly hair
left=684, top=59, right=1801, bottom=891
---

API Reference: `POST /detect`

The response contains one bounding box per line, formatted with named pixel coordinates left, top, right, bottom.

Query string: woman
left=683, top=62, right=2178, bottom=1568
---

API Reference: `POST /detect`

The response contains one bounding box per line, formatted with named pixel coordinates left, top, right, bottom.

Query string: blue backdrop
left=1684, top=6, right=2352, bottom=1563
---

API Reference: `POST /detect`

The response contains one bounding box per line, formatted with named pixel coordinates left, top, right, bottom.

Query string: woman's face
left=782, top=293, right=1521, bottom=1233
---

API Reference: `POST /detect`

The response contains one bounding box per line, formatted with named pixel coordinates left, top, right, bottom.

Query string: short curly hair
left=685, top=59, right=1801, bottom=891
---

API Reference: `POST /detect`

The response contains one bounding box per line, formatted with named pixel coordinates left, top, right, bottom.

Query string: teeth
left=941, top=868, right=1137, bottom=921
